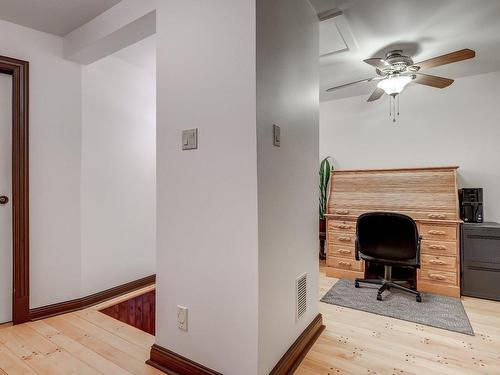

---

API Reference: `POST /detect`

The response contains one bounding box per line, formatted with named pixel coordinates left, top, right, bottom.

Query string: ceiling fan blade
left=413, top=73, right=454, bottom=88
left=326, top=77, right=381, bottom=92
left=414, top=48, right=475, bottom=70
left=363, top=58, right=390, bottom=69
left=367, top=87, right=384, bottom=102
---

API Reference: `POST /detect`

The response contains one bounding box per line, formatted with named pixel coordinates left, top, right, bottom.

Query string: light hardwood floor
left=0, top=285, right=161, bottom=375
left=1, top=276, right=499, bottom=374
left=296, top=266, right=500, bottom=375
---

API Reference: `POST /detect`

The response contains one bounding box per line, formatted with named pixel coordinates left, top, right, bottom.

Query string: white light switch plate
left=273, top=124, right=281, bottom=147
left=182, top=128, right=198, bottom=150
left=177, top=305, right=188, bottom=331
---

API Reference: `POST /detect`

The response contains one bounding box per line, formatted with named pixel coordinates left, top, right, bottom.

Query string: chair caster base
left=377, top=294, right=383, bottom=301
left=416, top=294, right=422, bottom=303
left=355, top=281, right=360, bottom=288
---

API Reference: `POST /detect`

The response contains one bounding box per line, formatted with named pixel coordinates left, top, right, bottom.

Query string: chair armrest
left=416, top=235, right=422, bottom=268
left=355, top=236, right=360, bottom=261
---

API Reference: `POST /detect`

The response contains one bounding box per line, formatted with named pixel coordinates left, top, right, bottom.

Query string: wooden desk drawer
left=328, top=257, right=363, bottom=272
left=421, top=240, right=457, bottom=256
left=422, top=213, right=454, bottom=221
left=330, top=208, right=353, bottom=217
left=421, top=254, right=456, bottom=272
left=420, top=224, right=457, bottom=241
left=330, top=233, right=355, bottom=245
left=328, top=220, right=356, bottom=233
left=328, top=210, right=456, bottom=222
left=329, top=244, right=355, bottom=258
left=419, top=269, right=457, bottom=285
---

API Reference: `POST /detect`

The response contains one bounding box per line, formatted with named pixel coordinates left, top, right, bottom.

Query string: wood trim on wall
left=100, top=289, right=156, bottom=335
left=147, top=344, right=223, bottom=375
left=30, top=274, right=156, bottom=321
left=333, top=165, right=459, bottom=173
left=270, top=313, right=325, bottom=375
left=0, top=55, right=30, bottom=325
left=146, top=313, right=324, bottom=375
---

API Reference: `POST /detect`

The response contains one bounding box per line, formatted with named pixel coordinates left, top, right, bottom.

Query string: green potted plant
left=319, top=157, right=333, bottom=259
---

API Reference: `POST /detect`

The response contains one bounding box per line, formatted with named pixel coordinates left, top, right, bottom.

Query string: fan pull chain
left=391, top=95, right=396, bottom=122
left=388, top=95, right=401, bottom=123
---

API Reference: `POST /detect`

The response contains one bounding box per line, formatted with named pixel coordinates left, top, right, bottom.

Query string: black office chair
left=355, top=212, right=423, bottom=302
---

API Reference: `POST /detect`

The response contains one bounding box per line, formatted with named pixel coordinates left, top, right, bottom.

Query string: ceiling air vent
left=296, top=273, right=307, bottom=320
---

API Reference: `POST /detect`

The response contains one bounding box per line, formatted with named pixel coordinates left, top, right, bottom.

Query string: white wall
left=155, top=0, right=319, bottom=373
left=256, top=0, right=319, bottom=373
left=320, top=71, right=500, bottom=222
left=81, top=51, right=156, bottom=295
left=0, top=20, right=83, bottom=308
left=0, top=19, right=156, bottom=310
left=155, top=1, right=259, bottom=374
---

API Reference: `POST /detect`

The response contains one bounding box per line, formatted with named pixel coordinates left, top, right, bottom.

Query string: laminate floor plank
left=0, top=288, right=161, bottom=375
left=0, top=328, right=69, bottom=375
left=7, top=324, right=101, bottom=375
left=0, top=344, right=37, bottom=375
left=75, top=310, right=154, bottom=349
left=1, top=268, right=499, bottom=375
left=27, top=320, right=132, bottom=375
left=44, top=315, right=161, bottom=375
left=62, top=314, right=149, bottom=362
left=297, top=266, right=500, bottom=374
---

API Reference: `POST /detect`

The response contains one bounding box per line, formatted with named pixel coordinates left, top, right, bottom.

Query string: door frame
left=0, top=55, right=29, bottom=324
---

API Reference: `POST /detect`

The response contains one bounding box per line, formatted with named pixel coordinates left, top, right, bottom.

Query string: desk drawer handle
left=336, top=210, right=350, bottom=215
left=428, top=230, right=446, bottom=236
left=429, top=244, right=447, bottom=250
left=338, top=249, right=351, bottom=255
left=334, top=224, right=352, bottom=230
left=429, top=259, right=446, bottom=265
left=429, top=273, right=446, bottom=281
left=338, top=261, right=352, bottom=267
left=428, top=214, right=447, bottom=220
left=338, top=236, right=352, bottom=242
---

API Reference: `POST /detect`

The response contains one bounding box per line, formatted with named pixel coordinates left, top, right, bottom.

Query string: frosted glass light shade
left=377, top=76, right=412, bottom=95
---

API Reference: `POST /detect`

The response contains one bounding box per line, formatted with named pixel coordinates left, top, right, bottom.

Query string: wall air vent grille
left=296, top=273, right=307, bottom=320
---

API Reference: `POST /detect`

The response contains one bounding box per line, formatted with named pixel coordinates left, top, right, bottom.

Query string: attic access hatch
left=319, top=13, right=357, bottom=57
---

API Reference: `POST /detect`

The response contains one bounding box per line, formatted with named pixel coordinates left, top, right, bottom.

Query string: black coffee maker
left=459, top=188, right=483, bottom=223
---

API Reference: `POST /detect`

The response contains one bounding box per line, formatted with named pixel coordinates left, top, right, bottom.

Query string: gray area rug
left=321, top=279, right=474, bottom=336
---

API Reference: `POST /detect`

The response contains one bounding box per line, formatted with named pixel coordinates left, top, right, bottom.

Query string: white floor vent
left=296, top=273, right=308, bottom=320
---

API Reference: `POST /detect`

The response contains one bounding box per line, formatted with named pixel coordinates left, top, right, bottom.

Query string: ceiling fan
left=326, top=48, right=476, bottom=121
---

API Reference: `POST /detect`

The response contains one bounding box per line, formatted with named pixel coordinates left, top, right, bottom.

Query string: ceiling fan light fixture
left=377, top=75, right=413, bottom=95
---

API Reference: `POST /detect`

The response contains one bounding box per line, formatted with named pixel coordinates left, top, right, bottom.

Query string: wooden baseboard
left=29, top=275, right=156, bottom=321
left=146, top=344, right=222, bottom=375
left=270, top=313, right=325, bottom=374
left=146, top=314, right=324, bottom=375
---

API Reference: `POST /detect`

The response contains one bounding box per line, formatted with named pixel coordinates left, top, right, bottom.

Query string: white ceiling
left=2, top=0, right=499, bottom=102
left=0, top=0, right=122, bottom=36
left=312, top=0, right=500, bottom=101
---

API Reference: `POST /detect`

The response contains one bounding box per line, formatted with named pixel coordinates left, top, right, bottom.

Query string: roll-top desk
left=325, top=166, right=461, bottom=298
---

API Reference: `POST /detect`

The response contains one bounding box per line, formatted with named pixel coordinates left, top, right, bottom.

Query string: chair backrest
left=356, top=212, right=419, bottom=261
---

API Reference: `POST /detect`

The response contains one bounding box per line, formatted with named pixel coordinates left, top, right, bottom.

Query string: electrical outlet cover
left=177, top=305, right=188, bottom=331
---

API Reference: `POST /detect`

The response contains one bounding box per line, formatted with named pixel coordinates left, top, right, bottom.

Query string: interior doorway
left=0, top=74, right=12, bottom=323
left=0, top=55, right=30, bottom=325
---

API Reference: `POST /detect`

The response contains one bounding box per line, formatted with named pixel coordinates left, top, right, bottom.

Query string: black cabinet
left=461, top=222, right=500, bottom=301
